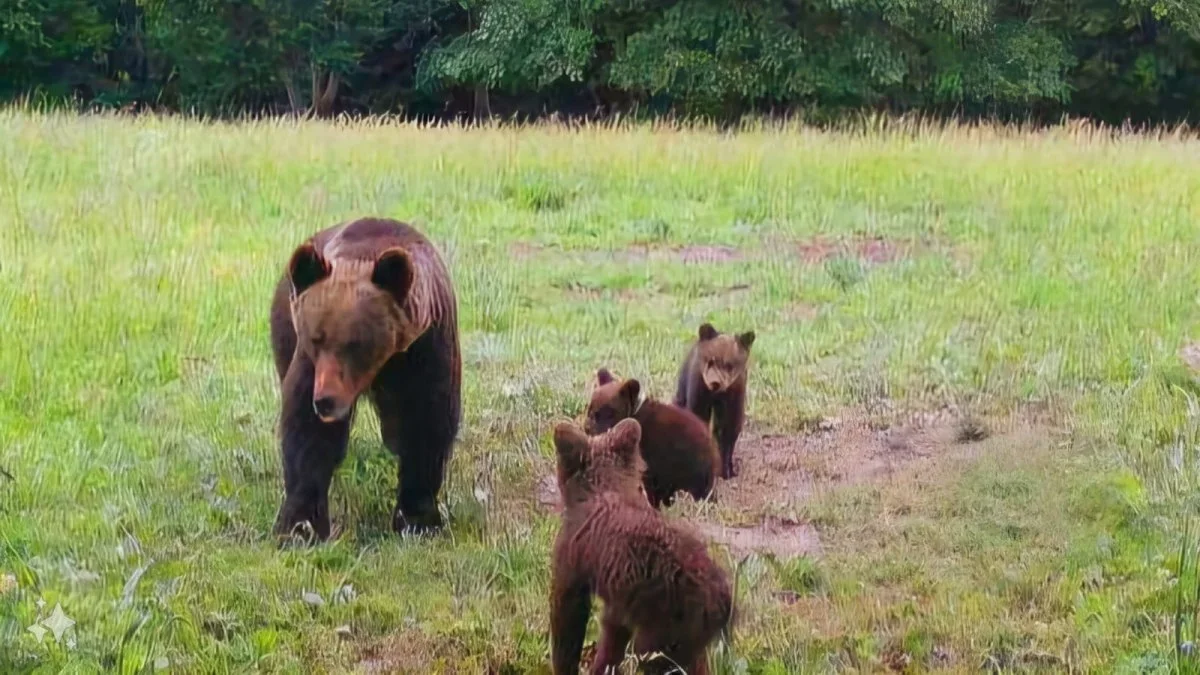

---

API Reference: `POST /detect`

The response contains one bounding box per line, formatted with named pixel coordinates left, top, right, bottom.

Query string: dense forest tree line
left=2, top=0, right=1198, bottom=123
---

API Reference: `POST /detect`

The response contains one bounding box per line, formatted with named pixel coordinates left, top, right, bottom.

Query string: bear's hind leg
left=274, top=354, right=352, bottom=542
left=590, top=606, right=633, bottom=675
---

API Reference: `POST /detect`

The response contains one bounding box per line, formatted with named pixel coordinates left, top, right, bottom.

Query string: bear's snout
left=314, top=396, right=338, bottom=419
left=312, top=395, right=352, bottom=422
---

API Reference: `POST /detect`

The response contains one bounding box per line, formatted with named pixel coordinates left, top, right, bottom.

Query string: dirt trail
left=537, top=406, right=1038, bottom=560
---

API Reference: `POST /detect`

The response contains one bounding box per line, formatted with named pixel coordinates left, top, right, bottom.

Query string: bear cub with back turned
left=549, top=418, right=732, bottom=675
left=586, top=368, right=719, bottom=509
left=268, top=217, right=461, bottom=541
left=675, top=323, right=756, bottom=479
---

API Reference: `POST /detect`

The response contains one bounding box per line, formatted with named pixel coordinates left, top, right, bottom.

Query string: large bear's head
left=285, top=241, right=422, bottom=422
left=693, top=323, right=755, bottom=394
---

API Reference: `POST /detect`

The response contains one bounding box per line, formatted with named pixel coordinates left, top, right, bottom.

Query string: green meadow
left=2, top=110, right=1200, bottom=673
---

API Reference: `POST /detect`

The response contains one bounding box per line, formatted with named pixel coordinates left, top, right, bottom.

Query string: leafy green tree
left=418, top=0, right=599, bottom=117
left=0, top=0, right=1197, bottom=122
left=0, top=0, right=117, bottom=99
left=138, top=0, right=394, bottom=115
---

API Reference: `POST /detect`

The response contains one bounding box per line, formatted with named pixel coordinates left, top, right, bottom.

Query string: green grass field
left=2, top=110, right=1200, bottom=673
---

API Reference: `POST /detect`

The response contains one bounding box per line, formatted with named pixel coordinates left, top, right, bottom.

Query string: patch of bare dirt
left=357, top=630, right=462, bottom=674
left=692, top=517, right=822, bottom=559
left=792, top=234, right=929, bottom=265
left=509, top=241, right=544, bottom=259
left=675, top=244, right=742, bottom=264
left=532, top=406, right=1050, bottom=562
left=509, top=242, right=649, bottom=264
left=508, top=242, right=748, bottom=265
left=559, top=281, right=750, bottom=304
left=536, top=474, right=561, bottom=513
left=557, top=281, right=642, bottom=302
left=512, top=235, right=963, bottom=275
left=1181, top=341, right=1200, bottom=372
left=783, top=303, right=820, bottom=321
left=714, top=409, right=984, bottom=517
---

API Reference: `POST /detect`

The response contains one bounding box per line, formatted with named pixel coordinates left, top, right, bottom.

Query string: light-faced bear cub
left=674, top=323, right=755, bottom=479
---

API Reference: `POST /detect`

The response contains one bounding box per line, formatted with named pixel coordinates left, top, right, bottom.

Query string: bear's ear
left=287, top=242, right=330, bottom=298
left=372, top=247, right=415, bottom=303
left=596, top=368, right=614, bottom=386
left=619, top=379, right=641, bottom=410
left=737, top=330, right=756, bottom=350
left=609, top=418, right=643, bottom=463
left=553, top=421, right=590, bottom=477
left=698, top=323, right=719, bottom=341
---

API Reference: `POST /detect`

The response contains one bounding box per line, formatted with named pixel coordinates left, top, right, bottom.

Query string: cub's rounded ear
left=610, top=418, right=643, bottom=455
left=596, top=368, right=614, bottom=385
left=619, top=379, right=641, bottom=409
left=737, top=331, right=756, bottom=350
left=698, top=323, right=719, bottom=341
left=372, top=247, right=415, bottom=302
left=552, top=420, right=590, bottom=451
left=287, top=242, right=330, bottom=298
left=553, top=420, right=590, bottom=474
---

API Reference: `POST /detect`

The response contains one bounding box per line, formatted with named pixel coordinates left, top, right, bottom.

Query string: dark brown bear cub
left=674, top=323, right=755, bottom=479
left=550, top=419, right=732, bottom=675
left=586, top=368, right=719, bottom=509
left=268, top=217, right=461, bottom=540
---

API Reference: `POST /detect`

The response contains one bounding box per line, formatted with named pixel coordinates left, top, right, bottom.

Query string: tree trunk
left=282, top=69, right=301, bottom=116
left=473, top=83, right=491, bottom=122
left=310, top=66, right=339, bottom=118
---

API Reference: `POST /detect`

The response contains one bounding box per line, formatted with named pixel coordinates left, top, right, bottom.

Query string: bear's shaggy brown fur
left=268, top=217, right=461, bottom=540
left=585, top=368, right=719, bottom=509
left=550, top=419, right=732, bottom=675
left=674, top=323, right=755, bottom=479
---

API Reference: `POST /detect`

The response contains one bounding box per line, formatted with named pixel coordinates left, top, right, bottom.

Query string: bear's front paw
left=392, top=505, right=444, bottom=537
left=273, top=497, right=331, bottom=544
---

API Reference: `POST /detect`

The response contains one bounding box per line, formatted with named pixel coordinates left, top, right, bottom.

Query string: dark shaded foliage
left=1, top=0, right=1197, bottom=123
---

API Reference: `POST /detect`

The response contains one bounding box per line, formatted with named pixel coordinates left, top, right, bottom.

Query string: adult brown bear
left=268, top=217, right=461, bottom=540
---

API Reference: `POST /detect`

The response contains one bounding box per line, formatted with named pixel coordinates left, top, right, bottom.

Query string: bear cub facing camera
left=675, top=323, right=756, bottom=479
left=585, top=368, right=719, bottom=509
left=549, top=419, right=732, bottom=675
